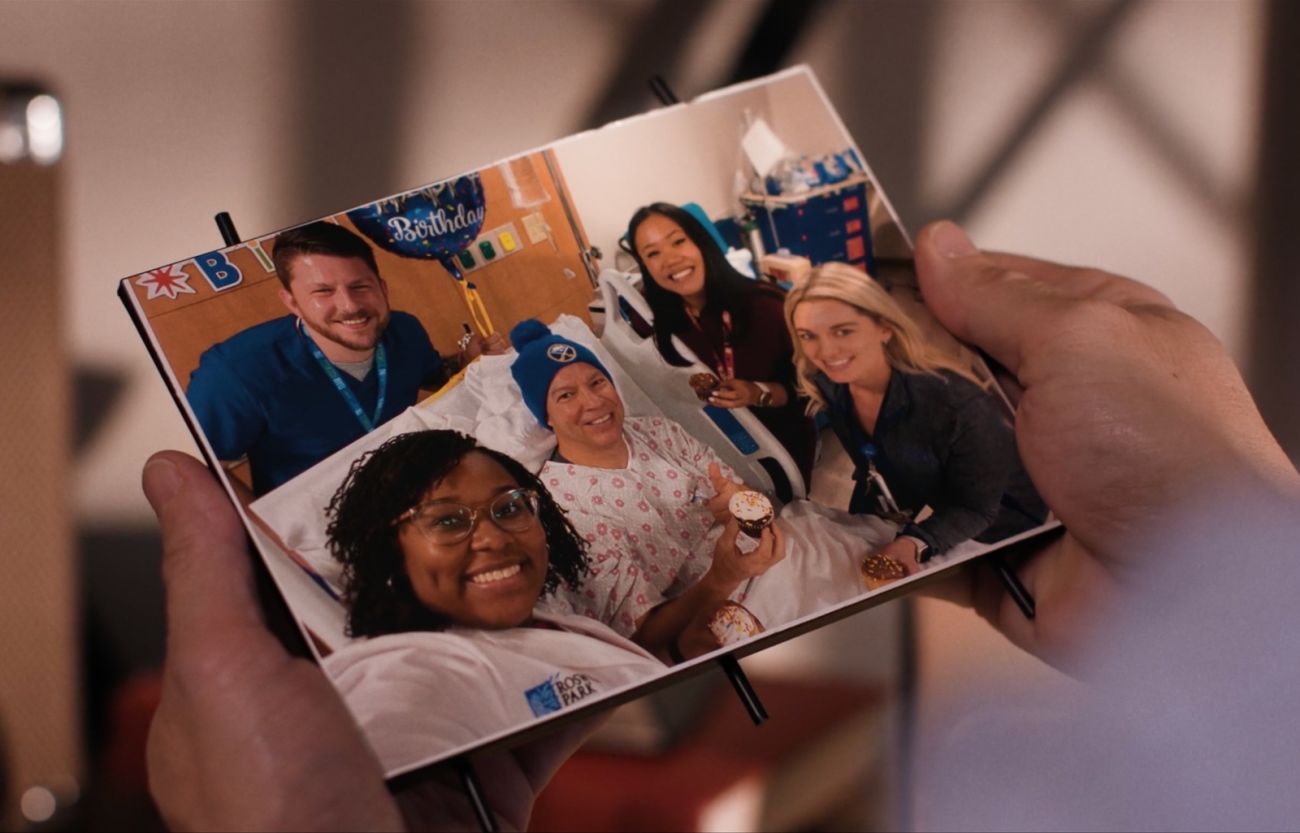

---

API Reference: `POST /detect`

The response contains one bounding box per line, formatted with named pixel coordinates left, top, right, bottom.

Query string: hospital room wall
left=0, top=158, right=79, bottom=830
left=555, top=70, right=852, bottom=267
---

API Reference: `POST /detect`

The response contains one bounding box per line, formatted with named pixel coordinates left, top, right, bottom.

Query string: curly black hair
left=325, top=430, right=588, bottom=639
left=623, top=202, right=784, bottom=367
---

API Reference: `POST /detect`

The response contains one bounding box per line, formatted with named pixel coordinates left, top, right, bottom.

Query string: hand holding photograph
left=120, top=66, right=1056, bottom=780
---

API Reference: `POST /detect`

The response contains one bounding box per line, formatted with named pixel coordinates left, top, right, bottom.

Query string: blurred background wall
left=0, top=0, right=1287, bottom=828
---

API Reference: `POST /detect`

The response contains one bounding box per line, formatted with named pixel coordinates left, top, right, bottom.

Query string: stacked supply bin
left=741, top=174, right=876, bottom=276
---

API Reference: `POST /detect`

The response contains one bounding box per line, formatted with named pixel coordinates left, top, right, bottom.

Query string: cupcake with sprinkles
left=728, top=490, right=774, bottom=539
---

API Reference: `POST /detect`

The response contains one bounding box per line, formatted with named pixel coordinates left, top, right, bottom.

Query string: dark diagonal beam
left=581, top=0, right=717, bottom=129
left=724, top=0, right=828, bottom=86
left=1035, top=1, right=1244, bottom=228
left=287, top=0, right=419, bottom=223
left=940, top=0, right=1141, bottom=222
left=1249, top=0, right=1300, bottom=462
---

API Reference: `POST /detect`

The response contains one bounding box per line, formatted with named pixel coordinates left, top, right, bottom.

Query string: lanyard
left=847, top=387, right=906, bottom=521
left=304, top=332, right=388, bottom=433
left=858, top=441, right=902, bottom=516
left=686, top=307, right=736, bottom=380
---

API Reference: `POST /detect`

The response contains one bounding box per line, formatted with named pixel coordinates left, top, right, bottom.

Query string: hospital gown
left=540, top=415, right=897, bottom=639
left=324, top=609, right=664, bottom=776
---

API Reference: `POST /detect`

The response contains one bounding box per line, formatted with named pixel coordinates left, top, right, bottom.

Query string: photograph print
left=120, top=66, right=1054, bottom=778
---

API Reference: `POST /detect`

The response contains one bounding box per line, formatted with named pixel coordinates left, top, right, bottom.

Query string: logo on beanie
left=547, top=344, right=578, bottom=363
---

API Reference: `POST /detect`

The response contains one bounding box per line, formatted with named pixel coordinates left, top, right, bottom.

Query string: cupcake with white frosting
left=728, top=490, right=774, bottom=539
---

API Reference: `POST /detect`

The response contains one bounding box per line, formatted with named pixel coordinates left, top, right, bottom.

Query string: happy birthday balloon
left=347, top=174, right=486, bottom=279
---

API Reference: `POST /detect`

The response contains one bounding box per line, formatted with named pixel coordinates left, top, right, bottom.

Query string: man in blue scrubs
left=187, top=221, right=499, bottom=495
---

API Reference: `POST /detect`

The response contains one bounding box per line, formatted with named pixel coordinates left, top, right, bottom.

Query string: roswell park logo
left=547, top=343, right=578, bottom=363
left=525, top=672, right=597, bottom=717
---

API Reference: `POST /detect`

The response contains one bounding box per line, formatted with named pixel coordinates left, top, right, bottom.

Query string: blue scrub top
left=187, top=311, right=443, bottom=495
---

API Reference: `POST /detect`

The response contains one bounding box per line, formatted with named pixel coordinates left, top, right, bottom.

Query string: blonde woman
left=785, top=262, right=1047, bottom=572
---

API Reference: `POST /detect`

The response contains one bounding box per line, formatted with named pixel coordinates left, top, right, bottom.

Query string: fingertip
left=914, top=221, right=1037, bottom=374
left=149, top=453, right=266, bottom=640
left=142, top=455, right=182, bottom=513
left=913, top=221, right=975, bottom=334
left=923, top=219, right=978, bottom=259
left=143, top=452, right=242, bottom=540
left=142, top=451, right=215, bottom=513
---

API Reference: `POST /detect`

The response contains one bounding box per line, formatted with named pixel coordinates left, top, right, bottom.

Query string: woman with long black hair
left=624, top=202, right=817, bottom=486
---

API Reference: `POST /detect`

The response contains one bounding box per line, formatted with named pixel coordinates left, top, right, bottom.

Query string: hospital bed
left=595, top=267, right=805, bottom=503
left=250, top=310, right=804, bottom=654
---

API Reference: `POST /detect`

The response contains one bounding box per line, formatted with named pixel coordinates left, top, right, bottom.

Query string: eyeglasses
left=394, top=488, right=542, bottom=545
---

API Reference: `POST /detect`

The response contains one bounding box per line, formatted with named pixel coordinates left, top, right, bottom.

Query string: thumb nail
left=143, top=457, right=182, bottom=512
left=931, top=220, right=978, bottom=258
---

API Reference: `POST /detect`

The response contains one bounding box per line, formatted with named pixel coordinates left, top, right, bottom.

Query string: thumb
left=708, top=462, right=725, bottom=486
left=913, top=220, right=1069, bottom=376
left=143, top=451, right=267, bottom=646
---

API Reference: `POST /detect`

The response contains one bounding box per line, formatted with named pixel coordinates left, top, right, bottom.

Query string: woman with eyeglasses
left=319, top=429, right=665, bottom=773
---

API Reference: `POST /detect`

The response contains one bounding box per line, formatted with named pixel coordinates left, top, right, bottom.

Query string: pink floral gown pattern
left=537, top=416, right=736, bottom=636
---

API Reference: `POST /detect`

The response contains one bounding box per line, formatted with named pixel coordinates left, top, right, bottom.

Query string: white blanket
left=536, top=415, right=897, bottom=639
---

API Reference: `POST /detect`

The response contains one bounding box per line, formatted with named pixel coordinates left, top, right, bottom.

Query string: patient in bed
left=509, top=319, right=897, bottom=662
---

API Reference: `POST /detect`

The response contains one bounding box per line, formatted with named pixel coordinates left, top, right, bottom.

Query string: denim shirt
left=814, top=369, right=1047, bottom=556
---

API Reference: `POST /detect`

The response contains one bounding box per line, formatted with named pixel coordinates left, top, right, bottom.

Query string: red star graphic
left=136, top=265, right=197, bottom=301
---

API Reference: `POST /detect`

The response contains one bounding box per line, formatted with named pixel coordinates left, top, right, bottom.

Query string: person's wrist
left=899, top=534, right=929, bottom=563
left=754, top=381, right=773, bottom=407
left=701, top=565, right=738, bottom=597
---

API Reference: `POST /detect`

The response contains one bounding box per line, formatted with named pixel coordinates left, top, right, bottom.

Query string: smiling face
left=547, top=362, right=626, bottom=461
left=396, top=451, right=549, bottom=630
left=278, top=253, right=392, bottom=363
left=633, top=213, right=707, bottom=303
left=792, top=298, right=894, bottom=387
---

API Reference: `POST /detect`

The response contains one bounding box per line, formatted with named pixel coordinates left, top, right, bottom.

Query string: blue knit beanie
left=509, top=319, right=614, bottom=429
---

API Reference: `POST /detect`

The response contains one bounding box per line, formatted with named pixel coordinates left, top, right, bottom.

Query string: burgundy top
left=674, top=287, right=817, bottom=489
